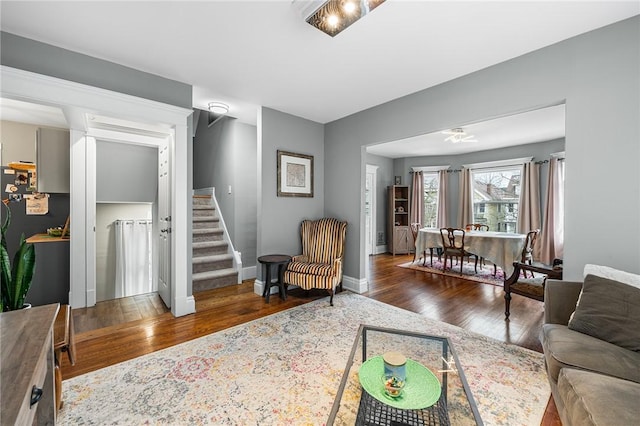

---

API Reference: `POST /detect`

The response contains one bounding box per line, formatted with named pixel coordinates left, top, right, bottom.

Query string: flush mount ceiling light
left=295, top=0, right=387, bottom=37
left=442, top=128, right=478, bottom=143
left=208, top=102, right=229, bottom=115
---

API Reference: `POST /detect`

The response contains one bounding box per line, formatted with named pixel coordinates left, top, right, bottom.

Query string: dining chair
left=465, top=223, right=489, bottom=232
left=439, top=228, right=478, bottom=274
left=520, top=229, right=540, bottom=278
left=465, top=223, right=491, bottom=273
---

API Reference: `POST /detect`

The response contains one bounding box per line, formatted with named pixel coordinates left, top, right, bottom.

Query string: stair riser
left=193, top=258, right=233, bottom=273
left=193, top=220, right=220, bottom=229
left=193, top=274, right=238, bottom=292
left=193, top=232, right=223, bottom=242
left=193, top=245, right=227, bottom=257
left=193, top=197, right=212, bottom=206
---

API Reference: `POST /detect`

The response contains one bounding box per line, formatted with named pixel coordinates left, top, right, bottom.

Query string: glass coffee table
left=328, top=325, right=483, bottom=425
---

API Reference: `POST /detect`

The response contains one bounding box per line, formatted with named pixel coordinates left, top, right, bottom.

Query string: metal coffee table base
left=356, top=390, right=451, bottom=426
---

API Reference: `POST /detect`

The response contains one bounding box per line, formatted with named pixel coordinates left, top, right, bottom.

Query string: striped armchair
left=283, top=218, right=347, bottom=306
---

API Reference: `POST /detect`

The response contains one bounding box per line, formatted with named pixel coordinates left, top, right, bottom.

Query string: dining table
left=415, top=228, right=527, bottom=277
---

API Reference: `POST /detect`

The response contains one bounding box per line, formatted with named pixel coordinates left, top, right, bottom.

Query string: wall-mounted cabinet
left=37, top=128, right=70, bottom=193
left=388, top=185, right=411, bottom=255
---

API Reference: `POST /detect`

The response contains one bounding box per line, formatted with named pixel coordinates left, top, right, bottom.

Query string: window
left=471, top=167, right=521, bottom=233
left=422, top=173, right=439, bottom=228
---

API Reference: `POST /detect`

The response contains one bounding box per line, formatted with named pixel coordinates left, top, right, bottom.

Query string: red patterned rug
left=398, top=257, right=507, bottom=286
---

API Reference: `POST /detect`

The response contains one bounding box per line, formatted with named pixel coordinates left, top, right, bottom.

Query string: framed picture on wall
left=277, top=150, right=314, bottom=197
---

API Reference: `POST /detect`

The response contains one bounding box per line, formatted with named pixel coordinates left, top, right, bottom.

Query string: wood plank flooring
left=64, top=253, right=560, bottom=425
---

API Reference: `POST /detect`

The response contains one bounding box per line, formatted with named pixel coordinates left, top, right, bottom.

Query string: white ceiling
left=0, top=1, right=637, bottom=154
left=367, top=103, right=566, bottom=158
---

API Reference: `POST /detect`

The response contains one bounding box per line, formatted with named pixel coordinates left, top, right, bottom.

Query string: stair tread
left=193, top=240, right=227, bottom=248
left=193, top=228, right=223, bottom=234
left=193, top=205, right=215, bottom=210
left=193, top=254, right=233, bottom=264
left=193, top=268, right=237, bottom=280
left=193, top=216, right=219, bottom=221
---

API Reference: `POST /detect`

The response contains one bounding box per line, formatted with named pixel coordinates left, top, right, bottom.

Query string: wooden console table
left=1, top=304, right=59, bottom=425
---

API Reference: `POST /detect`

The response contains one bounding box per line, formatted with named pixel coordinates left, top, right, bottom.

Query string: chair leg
left=504, top=292, right=512, bottom=319
left=329, top=289, right=334, bottom=306
left=428, top=249, right=433, bottom=266
left=474, top=256, right=479, bottom=273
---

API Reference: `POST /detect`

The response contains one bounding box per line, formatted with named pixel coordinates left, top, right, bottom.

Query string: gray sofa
left=540, top=279, right=640, bottom=426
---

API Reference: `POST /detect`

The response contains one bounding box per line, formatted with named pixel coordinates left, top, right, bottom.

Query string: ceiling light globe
left=208, top=102, right=229, bottom=115
left=343, top=2, right=356, bottom=14
left=327, top=14, right=340, bottom=27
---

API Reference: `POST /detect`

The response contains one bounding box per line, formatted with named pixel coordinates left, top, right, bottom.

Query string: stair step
left=193, top=216, right=220, bottom=229
left=193, top=195, right=212, bottom=206
left=192, top=268, right=238, bottom=292
left=193, top=240, right=227, bottom=256
left=192, top=254, right=233, bottom=273
left=193, top=228, right=223, bottom=242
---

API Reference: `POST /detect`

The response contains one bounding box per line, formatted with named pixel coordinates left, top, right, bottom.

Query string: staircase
left=192, top=195, right=239, bottom=292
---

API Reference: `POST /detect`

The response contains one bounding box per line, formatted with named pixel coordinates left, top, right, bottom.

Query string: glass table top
left=328, top=325, right=483, bottom=426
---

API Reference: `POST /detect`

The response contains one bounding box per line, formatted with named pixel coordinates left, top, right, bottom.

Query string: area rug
left=59, top=293, right=549, bottom=425
left=399, top=258, right=507, bottom=286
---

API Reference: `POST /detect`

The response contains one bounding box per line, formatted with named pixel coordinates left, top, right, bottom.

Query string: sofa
left=540, top=265, right=640, bottom=426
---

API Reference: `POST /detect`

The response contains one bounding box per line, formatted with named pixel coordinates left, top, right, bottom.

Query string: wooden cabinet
left=388, top=185, right=411, bottom=255
left=1, top=304, right=59, bottom=425
left=37, top=128, right=70, bottom=193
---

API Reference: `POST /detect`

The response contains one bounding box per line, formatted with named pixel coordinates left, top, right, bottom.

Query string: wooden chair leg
left=329, top=289, right=334, bottom=306
left=504, top=292, right=512, bottom=319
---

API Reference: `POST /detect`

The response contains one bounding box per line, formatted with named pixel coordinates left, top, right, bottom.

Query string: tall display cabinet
left=388, top=185, right=411, bottom=255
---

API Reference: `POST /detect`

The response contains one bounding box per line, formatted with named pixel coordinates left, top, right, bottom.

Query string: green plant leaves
left=1, top=204, right=36, bottom=311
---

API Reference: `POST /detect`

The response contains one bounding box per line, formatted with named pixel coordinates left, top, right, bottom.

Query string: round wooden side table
left=258, top=254, right=292, bottom=302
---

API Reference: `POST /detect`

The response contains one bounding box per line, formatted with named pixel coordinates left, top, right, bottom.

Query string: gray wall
left=365, top=153, right=394, bottom=248
left=193, top=114, right=258, bottom=268
left=325, top=16, right=640, bottom=281
left=0, top=32, right=192, bottom=109
left=96, top=141, right=158, bottom=203
left=394, top=138, right=565, bottom=228
left=258, top=107, right=324, bottom=279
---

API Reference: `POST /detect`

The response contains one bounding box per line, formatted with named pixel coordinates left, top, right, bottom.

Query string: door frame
left=1, top=66, right=195, bottom=317
left=365, top=164, right=378, bottom=256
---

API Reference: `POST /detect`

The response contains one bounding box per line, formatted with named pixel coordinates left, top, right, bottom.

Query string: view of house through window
left=423, top=173, right=439, bottom=227
left=471, top=167, right=521, bottom=232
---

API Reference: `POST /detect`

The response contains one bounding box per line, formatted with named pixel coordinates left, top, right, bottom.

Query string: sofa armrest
left=544, top=280, right=583, bottom=325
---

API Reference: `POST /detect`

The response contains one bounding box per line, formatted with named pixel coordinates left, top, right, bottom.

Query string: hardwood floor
left=64, top=253, right=560, bottom=425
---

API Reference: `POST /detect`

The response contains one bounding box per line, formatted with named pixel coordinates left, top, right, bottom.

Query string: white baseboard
left=174, top=295, right=196, bottom=317
left=342, top=275, right=368, bottom=293
left=254, top=279, right=300, bottom=296
left=243, top=265, right=257, bottom=280
left=374, top=245, right=388, bottom=255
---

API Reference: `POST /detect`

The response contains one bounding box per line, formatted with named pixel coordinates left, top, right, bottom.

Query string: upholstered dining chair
left=521, top=229, right=540, bottom=277
left=439, top=228, right=478, bottom=274
left=283, top=218, right=347, bottom=306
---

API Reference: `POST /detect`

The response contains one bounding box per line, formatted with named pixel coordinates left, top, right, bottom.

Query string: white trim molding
left=342, top=275, right=368, bottom=293
left=463, top=156, right=533, bottom=170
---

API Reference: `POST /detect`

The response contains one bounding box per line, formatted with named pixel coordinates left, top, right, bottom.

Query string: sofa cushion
left=568, top=274, right=640, bottom=351
left=557, top=368, right=640, bottom=426
left=541, top=324, right=640, bottom=384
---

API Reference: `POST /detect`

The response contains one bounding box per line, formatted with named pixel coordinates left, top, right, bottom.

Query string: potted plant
left=1, top=201, right=36, bottom=311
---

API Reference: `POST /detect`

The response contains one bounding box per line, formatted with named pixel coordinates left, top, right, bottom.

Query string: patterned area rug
left=59, top=293, right=549, bottom=425
left=399, top=258, right=507, bottom=286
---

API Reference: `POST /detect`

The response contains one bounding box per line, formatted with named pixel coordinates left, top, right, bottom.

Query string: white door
left=158, top=140, right=171, bottom=307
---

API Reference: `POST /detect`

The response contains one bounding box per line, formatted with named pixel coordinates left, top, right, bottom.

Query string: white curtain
left=115, top=220, right=153, bottom=298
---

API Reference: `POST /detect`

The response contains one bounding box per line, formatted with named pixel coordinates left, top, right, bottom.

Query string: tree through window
left=423, top=173, right=439, bottom=228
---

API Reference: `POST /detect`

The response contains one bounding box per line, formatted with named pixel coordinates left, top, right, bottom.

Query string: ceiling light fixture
left=442, top=128, right=478, bottom=143
left=296, top=0, right=387, bottom=37
left=208, top=102, right=229, bottom=115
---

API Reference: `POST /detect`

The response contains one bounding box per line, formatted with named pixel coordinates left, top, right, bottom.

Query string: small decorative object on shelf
left=383, top=351, right=407, bottom=381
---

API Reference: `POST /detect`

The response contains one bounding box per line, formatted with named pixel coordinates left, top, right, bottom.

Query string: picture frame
left=277, top=150, right=314, bottom=197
